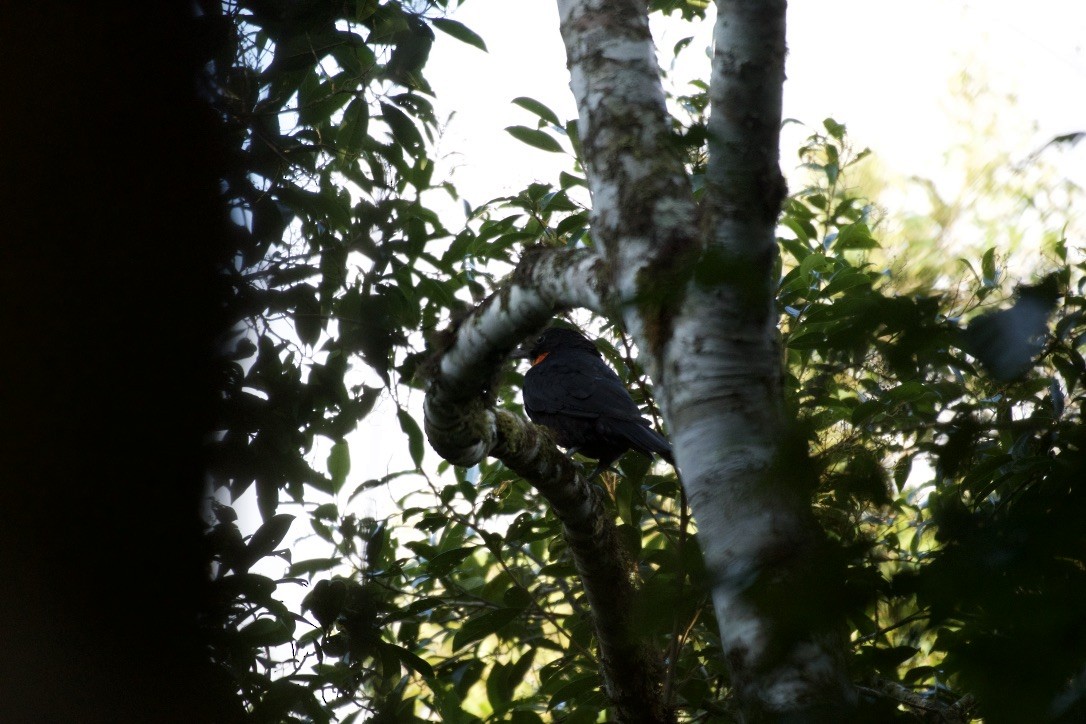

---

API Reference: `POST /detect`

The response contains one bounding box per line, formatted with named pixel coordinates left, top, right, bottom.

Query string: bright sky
left=425, top=0, right=1086, bottom=203
left=232, top=0, right=1086, bottom=551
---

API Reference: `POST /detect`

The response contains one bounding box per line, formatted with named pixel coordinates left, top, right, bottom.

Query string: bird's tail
left=624, top=423, right=674, bottom=466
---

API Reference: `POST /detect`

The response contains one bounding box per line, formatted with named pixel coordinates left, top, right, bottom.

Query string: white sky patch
left=427, top=0, right=1085, bottom=204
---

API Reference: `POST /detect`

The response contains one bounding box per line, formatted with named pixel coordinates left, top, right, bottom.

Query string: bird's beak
left=512, top=333, right=541, bottom=360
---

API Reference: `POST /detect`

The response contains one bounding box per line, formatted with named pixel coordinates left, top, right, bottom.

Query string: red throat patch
left=531, top=352, right=549, bottom=366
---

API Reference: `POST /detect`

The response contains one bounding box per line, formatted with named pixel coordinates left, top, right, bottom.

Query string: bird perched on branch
left=518, top=327, right=673, bottom=476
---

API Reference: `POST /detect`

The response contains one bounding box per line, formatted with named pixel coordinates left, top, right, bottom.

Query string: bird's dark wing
left=524, top=348, right=674, bottom=465
left=599, top=416, right=673, bottom=461
left=524, top=353, right=644, bottom=422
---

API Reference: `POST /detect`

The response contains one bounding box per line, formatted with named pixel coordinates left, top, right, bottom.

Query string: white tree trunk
left=558, top=0, right=857, bottom=718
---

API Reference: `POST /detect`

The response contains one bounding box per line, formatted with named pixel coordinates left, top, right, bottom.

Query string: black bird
left=519, top=327, right=673, bottom=475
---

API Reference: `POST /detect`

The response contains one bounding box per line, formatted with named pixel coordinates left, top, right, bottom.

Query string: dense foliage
left=201, top=1, right=1086, bottom=721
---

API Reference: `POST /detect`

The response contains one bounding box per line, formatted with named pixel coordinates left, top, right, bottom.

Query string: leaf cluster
left=201, top=0, right=505, bottom=719
left=779, top=119, right=1086, bottom=722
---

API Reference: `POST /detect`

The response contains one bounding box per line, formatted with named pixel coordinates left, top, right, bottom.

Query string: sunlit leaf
left=505, top=125, right=563, bottom=153
left=327, top=441, right=351, bottom=494
left=452, top=608, right=522, bottom=650
left=431, top=17, right=487, bottom=52
left=512, top=96, right=561, bottom=126
left=397, top=408, right=425, bottom=467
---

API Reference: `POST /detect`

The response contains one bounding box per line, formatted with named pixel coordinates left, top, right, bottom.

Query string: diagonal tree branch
left=424, top=247, right=606, bottom=466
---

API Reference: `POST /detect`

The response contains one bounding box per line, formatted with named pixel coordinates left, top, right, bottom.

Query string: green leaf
left=502, top=585, right=532, bottom=610
left=212, top=501, right=238, bottom=524
left=338, top=97, right=370, bottom=155
left=327, top=440, right=351, bottom=494
left=883, top=381, right=931, bottom=404
left=559, top=171, right=586, bottom=188
left=851, top=399, right=883, bottom=426
left=959, top=454, right=1013, bottom=496
left=981, top=247, right=997, bottom=285
left=313, top=502, right=338, bottom=520
left=505, top=649, right=536, bottom=696
left=549, top=675, right=599, bottom=706
left=431, top=17, right=487, bottom=52
left=822, top=269, right=873, bottom=296
left=487, top=661, right=513, bottom=711
left=297, top=71, right=350, bottom=127
left=242, top=514, right=296, bottom=570
left=512, top=96, right=561, bottom=126
left=505, top=125, right=563, bottom=153
left=293, top=286, right=322, bottom=346
left=425, top=546, right=476, bottom=576
left=452, top=607, right=521, bottom=650
left=382, top=641, right=435, bottom=678
left=893, top=455, right=913, bottom=491
left=381, top=101, right=423, bottom=152
left=389, top=596, right=444, bottom=621
left=209, top=573, right=276, bottom=603
left=366, top=522, right=387, bottom=568
left=238, top=617, right=294, bottom=647
left=555, top=213, right=587, bottom=237
left=779, top=238, right=812, bottom=266
left=781, top=216, right=814, bottom=246
left=331, top=42, right=376, bottom=77
left=540, top=189, right=579, bottom=212
left=288, top=557, right=341, bottom=577
left=256, top=476, right=279, bottom=522
left=564, top=119, right=582, bottom=159
left=835, top=222, right=879, bottom=250
left=799, top=252, right=831, bottom=280
left=823, top=117, right=846, bottom=140
left=302, top=578, right=347, bottom=629
left=1051, top=378, right=1065, bottom=418
left=397, top=408, right=425, bottom=467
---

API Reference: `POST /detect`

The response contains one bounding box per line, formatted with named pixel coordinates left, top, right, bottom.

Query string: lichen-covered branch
left=423, top=247, right=676, bottom=723
left=424, top=247, right=606, bottom=466
left=556, top=0, right=701, bottom=361
left=859, top=679, right=976, bottom=724
left=493, top=410, right=674, bottom=724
